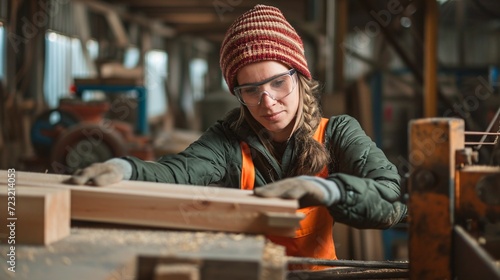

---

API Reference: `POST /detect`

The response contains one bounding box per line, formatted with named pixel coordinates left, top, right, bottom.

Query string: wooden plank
left=0, top=171, right=301, bottom=237
left=0, top=186, right=70, bottom=245
left=0, top=171, right=289, bottom=201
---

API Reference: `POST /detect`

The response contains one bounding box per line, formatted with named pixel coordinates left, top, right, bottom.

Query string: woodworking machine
left=29, top=96, right=153, bottom=174
left=408, top=118, right=500, bottom=279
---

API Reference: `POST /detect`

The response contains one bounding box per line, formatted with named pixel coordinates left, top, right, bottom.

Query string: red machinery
left=30, top=97, right=154, bottom=174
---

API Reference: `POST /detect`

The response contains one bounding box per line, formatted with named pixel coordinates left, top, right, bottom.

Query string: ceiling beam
left=105, top=0, right=278, bottom=8
left=153, top=13, right=220, bottom=25
left=74, top=0, right=176, bottom=37
left=104, top=0, right=307, bottom=20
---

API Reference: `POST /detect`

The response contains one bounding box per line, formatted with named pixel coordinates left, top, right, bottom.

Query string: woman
left=71, top=4, right=407, bottom=269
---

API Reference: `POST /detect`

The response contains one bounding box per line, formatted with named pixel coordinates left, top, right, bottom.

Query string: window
left=124, top=47, right=140, bottom=68
left=145, top=50, right=168, bottom=117
left=44, top=31, right=98, bottom=108
left=72, top=38, right=98, bottom=78
left=190, top=58, right=208, bottom=101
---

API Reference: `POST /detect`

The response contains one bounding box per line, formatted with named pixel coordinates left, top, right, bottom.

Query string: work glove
left=68, top=158, right=132, bottom=186
left=254, top=176, right=341, bottom=208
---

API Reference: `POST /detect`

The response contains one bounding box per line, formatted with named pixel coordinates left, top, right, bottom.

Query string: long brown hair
left=231, top=74, right=330, bottom=177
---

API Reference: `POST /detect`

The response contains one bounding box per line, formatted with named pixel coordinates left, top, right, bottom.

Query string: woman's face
left=236, top=61, right=300, bottom=142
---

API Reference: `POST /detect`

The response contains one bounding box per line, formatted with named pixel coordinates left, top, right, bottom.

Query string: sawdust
left=1, top=227, right=272, bottom=279
left=260, top=241, right=286, bottom=280
left=57, top=227, right=266, bottom=256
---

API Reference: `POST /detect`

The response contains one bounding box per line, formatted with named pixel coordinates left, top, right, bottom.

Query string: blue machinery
left=74, top=81, right=148, bottom=135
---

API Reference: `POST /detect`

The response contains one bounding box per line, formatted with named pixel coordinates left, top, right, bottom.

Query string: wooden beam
left=176, top=23, right=233, bottom=34
left=423, top=0, right=438, bottom=118
left=0, top=171, right=302, bottom=237
left=105, top=0, right=299, bottom=9
left=334, top=0, right=348, bottom=92
left=104, top=0, right=307, bottom=23
left=324, top=0, right=335, bottom=94
left=106, top=0, right=236, bottom=7
left=74, top=0, right=176, bottom=38
left=105, top=10, right=129, bottom=47
left=360, top=0, right=423, bottom=85
left=0, top=185, right=70, bottom=245
left=152, top=13, right=220, bottom=25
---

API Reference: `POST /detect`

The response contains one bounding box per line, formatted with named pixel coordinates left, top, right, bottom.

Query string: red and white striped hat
left=219, top=5, right=311, bottom=95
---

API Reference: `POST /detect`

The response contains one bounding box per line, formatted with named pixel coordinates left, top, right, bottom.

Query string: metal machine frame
left=408, top=118, right=500, bottom=279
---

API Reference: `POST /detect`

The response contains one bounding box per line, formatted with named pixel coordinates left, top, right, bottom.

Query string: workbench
left=1, top=225, right=411, bottom=280
left=1, top=225, right=286, bottom=280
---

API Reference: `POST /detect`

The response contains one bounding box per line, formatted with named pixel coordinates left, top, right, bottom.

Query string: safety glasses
left=234, top=69, right=297, bottom=106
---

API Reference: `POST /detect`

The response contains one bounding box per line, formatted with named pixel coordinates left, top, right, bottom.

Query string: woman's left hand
left=254, top=177, right=339, bottom=208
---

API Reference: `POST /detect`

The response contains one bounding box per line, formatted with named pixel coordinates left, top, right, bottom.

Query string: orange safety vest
left=239, top=118, right=336, bottom=270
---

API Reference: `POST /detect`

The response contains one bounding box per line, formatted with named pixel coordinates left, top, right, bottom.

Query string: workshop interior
left=0, top=0, right=500, bottom=279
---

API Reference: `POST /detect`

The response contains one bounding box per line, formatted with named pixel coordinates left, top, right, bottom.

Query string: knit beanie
left=220, top=5, right=311, bottom=94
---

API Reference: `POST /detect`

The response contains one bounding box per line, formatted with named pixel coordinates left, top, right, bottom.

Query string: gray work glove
left=68, top=158, right=132, bottom=186
left=254, top=176, right=341, bottom=208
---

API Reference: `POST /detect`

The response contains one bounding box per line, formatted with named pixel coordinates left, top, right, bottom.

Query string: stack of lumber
left=0, top=170, right=302, bottom=245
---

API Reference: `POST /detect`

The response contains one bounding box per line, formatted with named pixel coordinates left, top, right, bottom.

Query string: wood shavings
left=262, top=241, right=286, bottom=267
left=231, top=234, right=244, bottom=241
left=260, top=241, right=286, bottom=280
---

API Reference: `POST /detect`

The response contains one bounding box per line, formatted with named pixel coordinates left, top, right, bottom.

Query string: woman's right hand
left=68, top=158, right=131, bottom=186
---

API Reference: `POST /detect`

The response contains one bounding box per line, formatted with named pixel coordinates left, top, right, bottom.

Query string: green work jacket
left=124, top=108, right=407, bottom=229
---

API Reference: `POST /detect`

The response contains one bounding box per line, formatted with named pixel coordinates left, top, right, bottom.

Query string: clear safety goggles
left=234, top=69, right=297, bottom=106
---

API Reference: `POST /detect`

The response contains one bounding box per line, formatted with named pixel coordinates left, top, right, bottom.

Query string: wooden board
left=0, top=185, right=70, bottom=245
left=0, top=170, right=302, bottom=237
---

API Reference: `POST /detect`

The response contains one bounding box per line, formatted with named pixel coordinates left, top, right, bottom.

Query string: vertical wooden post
left=324, top=0, right=336, bottom=94
left=408, top=118, right=464, bottom=279
left=424, top=0, right=438, bottom=118
left=334, top=0, right=347, bottom=92
left=325, top=0, right=347, bottom=93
